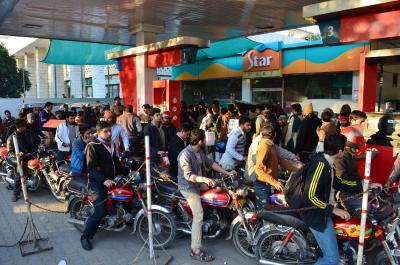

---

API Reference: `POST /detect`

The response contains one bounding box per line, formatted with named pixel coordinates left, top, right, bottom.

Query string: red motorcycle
left=65, top=172, right=176, bottom=249
left=253, top=188, right=400, bottom=265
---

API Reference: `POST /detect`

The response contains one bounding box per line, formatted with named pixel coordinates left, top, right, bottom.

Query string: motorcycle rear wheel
left=69, top=198, right=92, bottom=233
left=136, top=210, right=176, bottom=249
left=375, top=249, right=398, bottom=265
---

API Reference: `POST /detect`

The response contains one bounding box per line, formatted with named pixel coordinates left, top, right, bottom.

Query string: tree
left=0, top=43, right=31, bottom=98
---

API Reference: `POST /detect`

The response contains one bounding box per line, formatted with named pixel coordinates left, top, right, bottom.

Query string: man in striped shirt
left=219, top=116, right=251, bottom=171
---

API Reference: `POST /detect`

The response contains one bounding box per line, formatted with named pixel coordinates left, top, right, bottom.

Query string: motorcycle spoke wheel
left=233, top=222, right=257, bottom=258
left=70, top=199, right=92, bottom=233
left=137, top=210, right=176, bottom=249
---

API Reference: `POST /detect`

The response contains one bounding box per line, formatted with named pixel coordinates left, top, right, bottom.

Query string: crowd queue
left=3, top=96, right=400, bottom=264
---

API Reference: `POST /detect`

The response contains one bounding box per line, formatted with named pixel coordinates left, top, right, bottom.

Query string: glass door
left=252, top=88, right=283, bottom=106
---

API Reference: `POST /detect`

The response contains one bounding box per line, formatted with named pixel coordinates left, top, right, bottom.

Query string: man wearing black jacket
left=144, top=108, right=166, bottom=164
left=167, top=123, right=190, bottom=182
left=80, top=121, right=129, bottom=251
left=300, top=134, right=351, bottom=265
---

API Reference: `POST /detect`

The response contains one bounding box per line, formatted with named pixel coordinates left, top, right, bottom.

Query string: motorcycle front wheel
left=232, top=221, right=257, bottom=258
left=69, top=197, right=93, bottom=233
left=136, top=210, right=176, bottom=249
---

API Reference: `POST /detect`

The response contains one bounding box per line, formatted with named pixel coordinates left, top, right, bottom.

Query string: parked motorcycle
left=65, top=171, right=176, bottom=249
left=153, top=172, right=256, bottom=257
left=254, top=188, right=400, bottom=265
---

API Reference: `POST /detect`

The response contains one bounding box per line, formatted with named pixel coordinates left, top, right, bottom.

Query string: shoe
left=80, top=236, right=92, bottom=251
left=11, top=195, right=19, bottom=202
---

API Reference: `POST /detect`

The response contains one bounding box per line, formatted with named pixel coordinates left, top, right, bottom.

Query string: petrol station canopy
left=0, top=0, right=323, bottom=45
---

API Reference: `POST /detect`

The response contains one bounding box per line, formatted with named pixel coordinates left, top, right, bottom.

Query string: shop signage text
left=243, top=70, right=282, bottom=79
left=243, top=49, right=281, bottom=72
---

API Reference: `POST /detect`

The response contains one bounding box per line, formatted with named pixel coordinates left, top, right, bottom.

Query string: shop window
left=106, top=84, right=120, bottom=98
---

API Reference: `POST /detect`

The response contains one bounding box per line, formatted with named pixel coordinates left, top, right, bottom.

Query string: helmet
left=341, top=126, right=365, bottom=153
left=27, top=159, right=41, bottom=170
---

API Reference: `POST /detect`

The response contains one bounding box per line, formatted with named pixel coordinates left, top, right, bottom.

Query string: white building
left=0, top=35, right=121, bottom=99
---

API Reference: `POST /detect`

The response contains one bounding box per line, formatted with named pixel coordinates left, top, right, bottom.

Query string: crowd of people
left=3, top=96, right=399, bottom=264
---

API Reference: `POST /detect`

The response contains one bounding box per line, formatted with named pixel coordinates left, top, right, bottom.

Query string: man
left=254, top=125, right=296, bottom=208
left=111, top=96, right=124, bottom=117
left=139, top=104, right=152, bottom=124
left=71, top=124, right=94, bottom=176
left=168, top=123, right=190, bottom=182
left=254, top=109, right=270, bottom=137
left=80, top=121, right=129, bottom=250
left=7, top=119, right=40, bottom=202
left=144, top=108, right=166, bottom=164
left=219, top=116, right=251, bottom=171
left=27, top=113, right=43, bottom=137
left=3, top=110, right=15, bottom=130
left=39, top=102, right=53, bottom=134
left=299, top=134, right=355, bottom=265
left=219, top=104, right=236, bottom=142
left=103, top=111, right=130, bottom=154
left=118, top=105, right=142, bottom=155
left=55, top=112, right=78, bottom=161
left=178, top=129, right=235, bottom=261
left=162, top=111, right=177, bottom=148
left=295, top=103, right=322, bottom=163
left=284, top=103, right=302, bottom=152
left=59, top=103, right=69, bottom=120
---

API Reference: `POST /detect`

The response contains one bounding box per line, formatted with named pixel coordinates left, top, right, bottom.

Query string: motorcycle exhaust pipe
left=259, top=260, right=287, bottom=265
left=67, top=218, right=85, bottom=226
left=0, top=172, right=7, bottom=177
left=5, top=177, right=14, bottom=185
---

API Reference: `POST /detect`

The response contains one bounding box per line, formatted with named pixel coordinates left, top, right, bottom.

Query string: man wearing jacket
left=55, top=112, right=78, bottom=162
left=167, top=123, right=190, bottom=182
left=39, top=102, right=53, bottom=134
left=219, top=116, right=251, bottom=170
left=144, top=108, right=166, bottom=164
left=300, top=134, right=353, bottom=265
left=71, top=124, right=93, bottom=176
left=103, top=110, right=130, bottom=154
left=80, top=121, right=129, bottom=250
left=118, top=105, right=142, bottom=155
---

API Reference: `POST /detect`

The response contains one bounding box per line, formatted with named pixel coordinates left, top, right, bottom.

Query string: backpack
left=284, top=156, right=315, bottom=209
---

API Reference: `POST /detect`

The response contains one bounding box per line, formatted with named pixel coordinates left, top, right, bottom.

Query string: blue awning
left=42, top=40, right=132, bottom=65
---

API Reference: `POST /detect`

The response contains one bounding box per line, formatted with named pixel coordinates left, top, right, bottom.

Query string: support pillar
left=92, top=65, right=106, bottom=98
left=35, top=48, right=49, bottom=98
left=70, top=65, right=84, bottom=98
left=358, top=52, right=377, bottom=112
left=48, top=64, right=64, bottom=98
left=242, top=79, right=251, bottom=102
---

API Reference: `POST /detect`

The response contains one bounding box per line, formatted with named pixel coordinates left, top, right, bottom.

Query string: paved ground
left=0, top=182, right=253, bottom=265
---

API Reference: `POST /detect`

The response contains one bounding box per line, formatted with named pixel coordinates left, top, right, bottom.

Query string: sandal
left=190, top=249, right=215, bottom=262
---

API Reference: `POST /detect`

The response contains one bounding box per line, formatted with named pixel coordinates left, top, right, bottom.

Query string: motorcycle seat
left=258, top=210, right=310, bottom=233
left=58, top=163, right=71, bottom=174
left=157, top=182, right=183, bottom=197
left=67, top=176, right=88, bottom=193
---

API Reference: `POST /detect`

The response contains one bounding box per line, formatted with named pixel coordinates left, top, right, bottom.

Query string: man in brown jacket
left=254, top=124, right=296, bottom=209
left=219, top=104, right=236, bottom=142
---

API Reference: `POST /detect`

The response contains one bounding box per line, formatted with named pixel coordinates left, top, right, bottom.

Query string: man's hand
left=295, top=162, right=304, bottom=170
left=16, top=152, right=24, bottom=158
left=227, top=170, right=237, bottom=177
left=333, top=208, right=350, bottom=220
left=370, top=182, right=383, bottom=190
left=202, top=177, right=216, bottom=188
left=273, top=181, right=284, bottom=192
left=103, top=180, right=115, bottom=188
left=62, top=143, right=70, bottom=147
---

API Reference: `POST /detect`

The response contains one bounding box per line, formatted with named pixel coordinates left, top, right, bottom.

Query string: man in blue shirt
left=39, top=102, right=53, bottom=134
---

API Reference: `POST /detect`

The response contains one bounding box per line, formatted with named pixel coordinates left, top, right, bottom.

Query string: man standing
left=219, top=104, right=236, bottom=142
left=103, top=111, right=130, bottom=154
left=168, top=123, right=190, bottom=182
left=55, top=112, right=78, bottom=161
left=111, top=96, right=124, bottom=117
left=139, top=104, right=152, bottom=124
left=80, top=121, right=129, bottom=250
left=39, top=102, right=53, bottom=134
left=118, top=105, right=142, bottom=155
left=284, top=103, right=302, bottom=152
left=178, top=129, right=235, bottom=261
left=3, top=110, right=15, bottom=130
left=7, top=119, right=40, bottom=202
left=162, top=111, right=177, bottom=148
left=144, top=108, right=166, bottom=164
left=219, top=116, right=251, bottom=170
left=71, top=123, right=94, bottom=176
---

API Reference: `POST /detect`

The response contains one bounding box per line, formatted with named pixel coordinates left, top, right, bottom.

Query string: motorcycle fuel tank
left=333, top=217, right=373, bottom=240
left=200, top=188, right=230, bottom=207
left=108, top=184, right=133, bottom=202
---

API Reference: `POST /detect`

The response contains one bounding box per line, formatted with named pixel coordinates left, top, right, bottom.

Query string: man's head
left=302, top=103, right=313, bottom=117
left=142, top=104, right=151, bottom=114
left=114, top=96, right=121, bottom=105
left=103, top=110, right=116, bottom=125
left=45, top=102, right=53, bottom=112
left=227, top=104, right=235, bottom=114
left=211, top=103, right=219, bottom=115
left=15, top=118, right=27, bottom=133
left=239, top=116, right=251, bottom=133
left=62, top=103, right=69, bottom=111
left=66, top=112, right=76, bottom=125
left=278, top=115, right=287, bottom=126
left=78, top=123, right=94, bottom=143
left=261, top=109, right=271, bottom=120
left=162, top=111, right=172, bottom=125
left=26, top=113, right=35, bottom=124
left=151, top=108, right=162, bottom=125
left=261, top=124, right=275, bottom=140
left=96, top=121, right=112, bottom=142
left=4, top=110, right=11, bottom=118
left=291, top=104, right=302, bottom=114
left=321, top=110, right=333, bottom=123
left=237, top=104, right=248, bottom=116
left=177, top=123, right=191, bottom=140
left=324, top=134, right=347, bottom=159
left=189, top=129, right=206, bottom=147
left=255, top=105, right=264, bottom=115
left=349, top=110, right=367, bottom=126
left=125, top=105, right=134, bottom=114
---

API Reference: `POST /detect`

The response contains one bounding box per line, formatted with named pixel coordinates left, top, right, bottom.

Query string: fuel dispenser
left=152, top=80, right=181, bottom=128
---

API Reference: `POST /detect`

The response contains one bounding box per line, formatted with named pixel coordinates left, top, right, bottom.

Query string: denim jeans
left=253, top=180, right=271, bottom=210
left=309, top=218, right=340, bottom=265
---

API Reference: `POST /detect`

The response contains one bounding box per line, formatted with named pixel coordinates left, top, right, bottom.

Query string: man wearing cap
left=103, top=110, right=130, bottom=154
left=162, top=111, right=177, bottom=148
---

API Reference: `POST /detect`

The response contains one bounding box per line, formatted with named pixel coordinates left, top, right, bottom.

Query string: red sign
left=243, top=49, right=282, bottom=72
left=341, top=9, right=400, bottom=43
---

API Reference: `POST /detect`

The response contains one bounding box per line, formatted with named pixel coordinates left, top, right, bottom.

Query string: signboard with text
left=243, top=49, right=282, bottom=73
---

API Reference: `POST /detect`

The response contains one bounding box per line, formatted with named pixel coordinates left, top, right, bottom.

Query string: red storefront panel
left=118, top=56, right=137, bottom=111
left=147, top=49, right=182, bottom=68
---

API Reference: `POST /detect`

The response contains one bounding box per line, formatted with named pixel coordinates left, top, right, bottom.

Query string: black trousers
left=6, top=157, right=28, bottom=197
left=82, top=182, right=108, bottom=239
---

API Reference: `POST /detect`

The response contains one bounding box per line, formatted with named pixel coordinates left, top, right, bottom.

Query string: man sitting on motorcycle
left=7, top=118, right=40, bottom=202
left=71, top=123, right=94, bottom=176
left=80, top=121, right=129, bottom=251
left=178, top=128, right=236, bottom=262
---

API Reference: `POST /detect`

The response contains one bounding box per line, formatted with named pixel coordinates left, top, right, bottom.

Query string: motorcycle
left=253, top=188, right=400, bottom=265
left=65, top=171, right=176, bottom=249
left=153, top=171, right=257, bottom=257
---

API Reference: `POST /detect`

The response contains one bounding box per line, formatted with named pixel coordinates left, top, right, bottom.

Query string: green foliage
left=0, top=43, right=31, bottom=98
